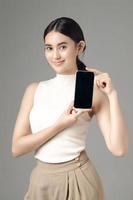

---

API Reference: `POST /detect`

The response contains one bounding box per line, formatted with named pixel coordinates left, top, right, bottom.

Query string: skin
left=12, top=31, right=128, bottom=157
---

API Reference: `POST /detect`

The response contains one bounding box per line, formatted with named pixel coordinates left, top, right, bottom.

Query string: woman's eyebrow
left=44, top=42, right=68, bottom=47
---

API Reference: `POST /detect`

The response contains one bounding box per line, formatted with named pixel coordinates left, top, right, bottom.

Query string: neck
left=56, top=68, right=77, bottom=76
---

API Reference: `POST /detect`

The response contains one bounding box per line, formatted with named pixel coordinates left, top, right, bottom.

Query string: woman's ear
left=77, top=41, right=86, bottom=55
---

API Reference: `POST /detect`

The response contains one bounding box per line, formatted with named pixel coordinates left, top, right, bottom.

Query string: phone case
left=74, top=70, right=94, bottom=109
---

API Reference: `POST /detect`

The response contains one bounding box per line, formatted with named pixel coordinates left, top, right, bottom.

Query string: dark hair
left=43, top=17, right=87, bottom=71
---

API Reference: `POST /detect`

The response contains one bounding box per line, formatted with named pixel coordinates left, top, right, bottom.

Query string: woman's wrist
left=107, top=89, right=118, bottom=99
left=53, top=121, right=65, bottom=133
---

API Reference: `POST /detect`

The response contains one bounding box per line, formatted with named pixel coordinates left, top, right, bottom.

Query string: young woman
left=12, top=17, right=128, bottom=200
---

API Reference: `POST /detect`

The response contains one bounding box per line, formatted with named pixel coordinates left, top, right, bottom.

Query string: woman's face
left=44, top=31, right=81, bottom=75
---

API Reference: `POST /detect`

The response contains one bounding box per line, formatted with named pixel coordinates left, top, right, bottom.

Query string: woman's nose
left=53, top=49, right=61, bottom=59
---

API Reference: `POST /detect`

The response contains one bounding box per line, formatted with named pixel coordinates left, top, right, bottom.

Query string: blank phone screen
left=74, top=71, right=94, bottom=109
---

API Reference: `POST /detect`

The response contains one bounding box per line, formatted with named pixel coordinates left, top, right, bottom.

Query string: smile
left=53, top=60, right=65, bottom=65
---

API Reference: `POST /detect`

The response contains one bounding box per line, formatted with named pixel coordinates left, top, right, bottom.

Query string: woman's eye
left=45, top=47, right=52, bottom=51
left=60, top=45, right=67, bottom=50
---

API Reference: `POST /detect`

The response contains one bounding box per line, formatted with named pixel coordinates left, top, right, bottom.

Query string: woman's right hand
left=55, top=101, right=92, bottom=130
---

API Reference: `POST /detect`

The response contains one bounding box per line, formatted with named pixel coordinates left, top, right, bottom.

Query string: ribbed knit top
left=29, top=72, right=91, bottom=163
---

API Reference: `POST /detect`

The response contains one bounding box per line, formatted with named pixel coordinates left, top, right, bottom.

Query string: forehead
left=44, top=31, right=74, bottom=46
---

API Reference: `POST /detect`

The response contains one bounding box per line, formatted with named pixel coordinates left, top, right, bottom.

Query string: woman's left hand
left=86, top=67, right=116, bottom=96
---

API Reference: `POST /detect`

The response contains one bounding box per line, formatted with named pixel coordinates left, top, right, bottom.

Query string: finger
left=66, top=101, right=74, bottom=113
left=75, top=108, right=92, bottom=117
left=71, top=109, right=78, bottom=114
left=74, top=108, right=92, bottom=112
left=96, top=79, right=106, bottom=89
left=86, top=67, right=104, bottom=75
left=96, top=78, right=107, bottom=87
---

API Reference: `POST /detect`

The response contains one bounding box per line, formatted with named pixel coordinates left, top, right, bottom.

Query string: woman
left=12, top=17, right=128, bottom=200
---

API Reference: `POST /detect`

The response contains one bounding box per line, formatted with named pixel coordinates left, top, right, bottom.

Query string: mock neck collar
left=55, top=71, right=77, bottom=81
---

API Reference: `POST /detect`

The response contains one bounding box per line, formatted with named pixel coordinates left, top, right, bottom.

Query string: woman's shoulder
left=25, top=77, right=55, bottom=93
left=86, top=66, right=109, bottom=115
left=86, top=67, right=103, bottom=96
left=23, top=82, right=41, bottom=101
left=92, top=79, right=107, bottom=114
left=26, top=82, right=40, bottom=93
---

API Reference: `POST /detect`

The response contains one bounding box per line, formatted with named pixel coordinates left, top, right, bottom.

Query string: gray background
left=0, top=0, right=133, bottom=199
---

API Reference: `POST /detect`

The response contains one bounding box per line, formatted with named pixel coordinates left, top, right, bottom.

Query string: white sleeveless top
left=29, top=72, right=92, bottom=163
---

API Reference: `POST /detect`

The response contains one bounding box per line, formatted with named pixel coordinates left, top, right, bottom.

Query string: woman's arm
left=94, top=89, right=128, bottom=156
left=12, top=123, right=64, bottom=157
left=86, top=67, right=129, bottom=156
left=107, top=90, right=128, bottom=155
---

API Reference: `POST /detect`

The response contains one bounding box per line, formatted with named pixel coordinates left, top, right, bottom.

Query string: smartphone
left=74, top=70, right=94, bottom=109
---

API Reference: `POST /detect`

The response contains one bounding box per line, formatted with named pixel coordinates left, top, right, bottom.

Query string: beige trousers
left=24, top=150, right=104, bottom=200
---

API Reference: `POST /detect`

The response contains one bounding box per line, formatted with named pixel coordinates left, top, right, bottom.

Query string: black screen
left=74, top=71, right=94, bottom=109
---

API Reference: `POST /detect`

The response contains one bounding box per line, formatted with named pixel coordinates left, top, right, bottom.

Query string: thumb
left=66, top=101, right=74, bottom=113
left=86, top=67, right=103, bottom=75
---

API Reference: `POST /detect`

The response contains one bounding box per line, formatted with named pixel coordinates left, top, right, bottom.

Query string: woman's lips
left=53, top=60, right=65, bottom=65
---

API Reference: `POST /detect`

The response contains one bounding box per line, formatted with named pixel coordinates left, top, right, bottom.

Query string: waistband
left=36, top=150, right=90, bottom=174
